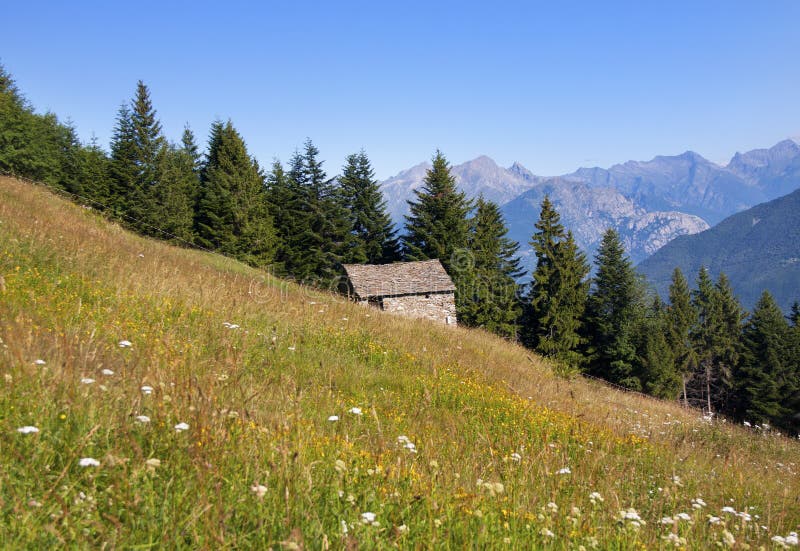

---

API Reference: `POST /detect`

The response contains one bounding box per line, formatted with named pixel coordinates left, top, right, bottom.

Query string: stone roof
left=343, top=259, right=455, bottom=299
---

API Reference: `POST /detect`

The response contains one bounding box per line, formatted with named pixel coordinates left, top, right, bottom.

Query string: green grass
left=1, top=175, right=799, bottom=549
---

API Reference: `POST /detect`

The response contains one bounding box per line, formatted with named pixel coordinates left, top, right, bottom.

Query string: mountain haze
left=638, top=187, right=800, bottom=312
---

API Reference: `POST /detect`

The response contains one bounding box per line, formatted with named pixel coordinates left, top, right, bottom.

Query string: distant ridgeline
left=2, top=63, right=799, bottom=434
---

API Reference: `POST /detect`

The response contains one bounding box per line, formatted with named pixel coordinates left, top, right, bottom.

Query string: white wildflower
left=250, top=483, right=268, bottom=498
left=786, top=532, right=798, bottom=545
left=16, top=426, right=40, bottom=434
left=721, top=529, right=736, bottom=547
left=360, top=511, right=377, bottom=525
left=135, top=415, right=151, bottom=423
left=589, top=491, right=604, bottom=504
left=327, top=415, right=339, bottom=422
left=660, top=517, right=675, bottom=525
left=80, top=377, right=95, bottom=385
left=675, top=512, right=692, bottom=521
left=510, top=452, right=522, bottom=462
left=557, top=467, right=571, bottom=475
left=708, top=516, right=721, bottom=524
left=397, top=524, right=409, bottom=534
left=174, top=422, right=189, bottom=432
left=34, top=359, right=46, bottom=365
left=118, top=340, right=132, bottom=348
left=145, top=458, right=161, bottom=470
left=141, top=385, right=154, bottom=395
left=340, top=520, right=349, bottom=534
left=539, top=528, right=555, bottom=538
left=348, top=407, right=363, bottom=415
left=721, top=506, right=737, bottom=514
left=663, top=533, right=686, bottom=546
left=546, top=502, right=558, bottom=513
left=78, top=457, right=100, bottom=467
left=101, top=369, right=114, bottom=376
left=691, top=497, right=707, bottom=509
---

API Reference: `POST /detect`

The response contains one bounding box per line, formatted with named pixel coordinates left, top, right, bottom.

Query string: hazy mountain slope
left=638, top=187, right=800, bottom=312
left=502, top=180, right=709, bottom=266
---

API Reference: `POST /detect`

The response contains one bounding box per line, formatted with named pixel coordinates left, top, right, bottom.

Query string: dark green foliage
left=338, top=150, right=400, bottom=264
left=403, top=150, right=472, bottom=274
left=151, top=144, right=197, bottom=243
left=108, top=104, right=138, bottom=214
left=522, top=196, right=590, bottom=367
left=586, top=228, right=646, bottom=390
left=637, top=297, right=680, bottom=399
left=181, top=124, right=202, bottom=174
left=736, top=291, right=798, bottom=431
left=195, top=120, right=276, bottom=267
left=665, top=267, right=698, bottom=404
left=0, top=64, right=81, bottom=190
left=457, top=197, right=523, bottom=338
left=271, top=139, right=349, bottom=283
left=72, top=136, right=112, bottom=205
left=790, top=301, right=800, bottom=327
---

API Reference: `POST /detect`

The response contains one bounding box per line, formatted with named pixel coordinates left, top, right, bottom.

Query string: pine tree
left=181, top=124, right=202, bottom=174
left=75, top=136, right=112, bottom=206
left=195, top=120, right=276, bottom=267
left=151, top=144, right=197, bottom=243
left=586, top=228, right=646, bottom=389
left=637, top=296, right=680, bottom=399
left=108, top=104, right=137, bottom=214
left=789, top=301, right=800, bottom=327
left=278, top=139, right=351, bottom=284
left=736, top=291, right=793, bottom=428
left=403, top=150, right=472, bottom=274
left=338, top=150, right=401, bottom=264
left=458, top=197, right=523, bottom=338
left=666, top=267, right=698, bottom=405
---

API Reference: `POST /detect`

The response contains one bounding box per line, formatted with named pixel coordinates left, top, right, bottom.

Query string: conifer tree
left=637, top=296, right=680, bottom=398
left=195, top=120, right=276, bottom=267
left=586, top=228, right=646, bottom=389
left=789, top=301, right=800, bottom=327
left=458, top=197, right=523, bottom=338
left=75, top=136, right=112, bottom=205
left=736, top=291, right=794, bottom=428
left=338, top=150, right=401, bottom=264
left=403, top=150, right=471, bottom=274
left=666, top=267, right=698, bottom=405
left=151, top=144, right=197, bottom=243
left=278, top=139, right=352, bottom=284
left=181, top=124, right=202, bottom=174
left=109, top=104, right=137, bottom=214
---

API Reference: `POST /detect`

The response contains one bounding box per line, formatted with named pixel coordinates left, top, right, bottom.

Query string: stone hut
left=342, top=259, right=457, bottom=325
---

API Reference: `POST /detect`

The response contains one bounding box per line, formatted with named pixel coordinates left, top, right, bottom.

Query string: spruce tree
left=666, top=267, right=698, bottom=405
left=108, top=104, right=137, bottom=214
left=75, top=136, right=112, bottom=206
left=736, top=291, right=793, bottom=428
left=151, top=144, right=197, bottom=243
left=195, top=120, right=276, bottom=266
left=637, top=296, right=680, bottom=399
left=338, top=150, right=401, bottom=264
left=403, top=150, right=471, bottom=274
left=586, top=228, right=646, bottom=389
left=278, top=139, right=352, bottom=284
left=181, top=124, right=202, bottom=174
left=789, top=301, right=800, bottom=327
left=458, top=197, right=523, bottom=338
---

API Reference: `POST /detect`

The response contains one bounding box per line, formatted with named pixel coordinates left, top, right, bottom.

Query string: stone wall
left=380, top=292, right=457, bottom=325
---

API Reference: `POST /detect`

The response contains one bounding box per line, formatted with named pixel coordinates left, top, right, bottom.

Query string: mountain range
left=381, top=139, right=800, bottom=267
left=638, top=187, right=800, bottom=312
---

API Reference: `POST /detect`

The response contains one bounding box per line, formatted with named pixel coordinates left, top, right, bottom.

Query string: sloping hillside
left=639, top=188, right=800, bottom=312
left=1, top=176, right=799, bottom=549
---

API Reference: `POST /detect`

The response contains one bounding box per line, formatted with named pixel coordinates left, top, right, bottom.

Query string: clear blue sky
left=2, top=1, right=799, bottom=179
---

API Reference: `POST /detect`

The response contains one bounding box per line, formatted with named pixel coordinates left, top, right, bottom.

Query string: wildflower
left=675, top=512, right=692, bottom=521
left=556, top=467, right=571, bottom=475
left=434, top=518, right=442, bottom=528
left=361, top=511, right=377, bottom=525
left=327, top=415, right=339, bottom=422
left=589, top=491, right=604, bottom=504
left=546, top=502, right=558, bottom=513
left=334, top=459, right=347, bottom=473
left=174, top=422, right=189, bottom=432
left=743, top=421, right=751, bottom=427
left=660, top=517, right=675, bottom=525
left=34, top=359, right=46, bottom=365
left=786, top=532, right=798, bottom=545
left=721, top=529, right=736, bottom=547
left=397, top=524, right=409, bottom=534
left=145, top=458, right=161, bottom=470
left=721, top=506, right=737, bottom=514
left=141, top=385, right=154, bottom=395
left=708, top=516, right=721, bottom=525
left=348, top=407, right=363, bottom=415
left=222, top=322, right=240, bottom=329
left=663, top=533, right=687, bottom=546
left=618, top=508, right=644, bottom=524
left=510, top=452, right=522, bottom=462
left=288, top=346, right=296, bottom=351
left=118, top=340, right=132, bottom=348
left=737, top=511, right=752, bottom=522
left=250, top=483, right=268, bottom=498
left=340, top=520, right=348, bottom=534
left=539, top=528, right=555, bottom=538
left=691, top=497, right=707, bottom=509
left=672, top=475, right=683, bottom=486
left=78, top=457, right=100, bottom=467
left=80, top=377, right=95, bottom=385
left=17, top=426, right=40, bottom=434
left=135, top=415, right=151, bottom=423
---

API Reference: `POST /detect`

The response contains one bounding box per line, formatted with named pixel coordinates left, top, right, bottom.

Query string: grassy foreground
left=1, top=175, right=799, bottom=549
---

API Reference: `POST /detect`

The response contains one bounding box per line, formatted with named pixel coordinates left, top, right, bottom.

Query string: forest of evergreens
left=2, top=66, right=798, bottom=433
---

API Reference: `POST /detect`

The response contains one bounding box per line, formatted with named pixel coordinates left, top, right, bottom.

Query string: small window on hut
left=424, top=294, right=431, bottom=299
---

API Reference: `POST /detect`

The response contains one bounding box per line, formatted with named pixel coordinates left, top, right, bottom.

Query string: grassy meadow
left=1, top=175, right=799, bottom=549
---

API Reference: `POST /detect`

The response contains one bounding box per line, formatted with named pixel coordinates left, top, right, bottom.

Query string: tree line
left=1, top=67, right=798, bottom=433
